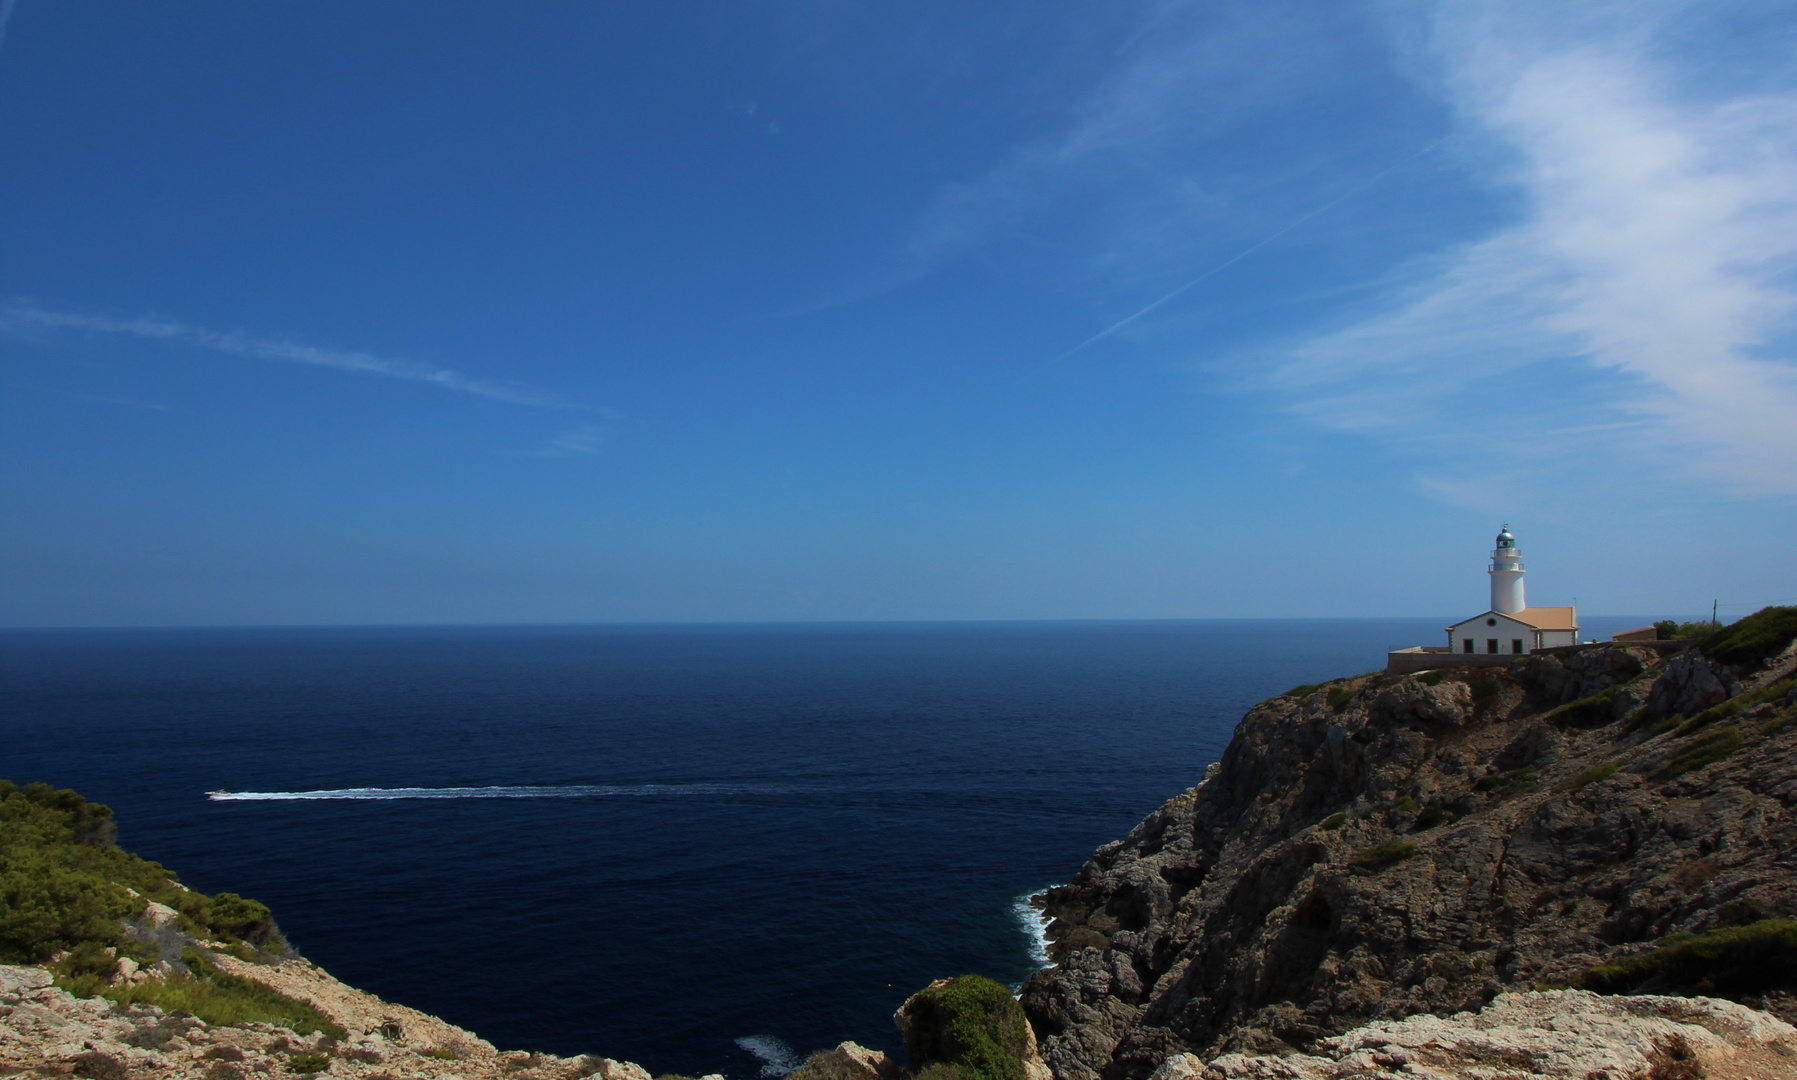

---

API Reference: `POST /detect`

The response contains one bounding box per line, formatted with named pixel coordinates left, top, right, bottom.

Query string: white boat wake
left=206, top=783, right=782, bottom=801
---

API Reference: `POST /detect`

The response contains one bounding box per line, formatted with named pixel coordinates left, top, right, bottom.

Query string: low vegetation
left=1674, top=675, right=1796, bottom=737
left=1654, top=620, right=1718, bottom=641
left=1573, top=918, right=1797, bottom=996
left=900, top=975, right=1033, bottom=1080
left=1560, top=762, right=1619, bottom=792
left=1547, top=687, right=1619, bottom=730
left=1, top=778, right=336, bottom=1038
left=0, top=780, right=280, bottom=963
left=1319, top=812, right=1348, bottom=831
left=1652, top=727, right=1744, bottom=781
left=287, top=1052, right=331, bottom=1074
left=1700, top=606, right=1797, bottom=667
left=1351, top=842, right=1417, bottom=873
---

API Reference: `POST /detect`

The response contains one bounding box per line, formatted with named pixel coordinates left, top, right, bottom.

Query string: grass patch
left=1326, top=684, right=1356, bottom=711
left=1573, top=918, right=1797, bottom=996
left=1393, top=796, right=1418, bottom=814
left=1652, top=726, right=1744, bottom=782
left=1701, top=606, right=1797, bottom=667
left=420, top=1048, right=463, bottom=1061
left=1469, top=678, right=1499, bottom=709
left=73, top=948, right=343, bottom=1038
left=1319, top=812, right=1347, bottom=831
left=1548, top=687, right=1619, bottom=730
left=1282, top=683, right=1322, bottom=700
left=1626, top=709, right=1681, bottom=738
left=1764, top=708, right=1797, bottom=737
left=288, top=1052, right=330, bottom=1074
left=1560, top=762, right=1620, bottom=791
left=899, top=975, right=1033, bottom=1080
left=1351, top=841, right=1417, bottom=873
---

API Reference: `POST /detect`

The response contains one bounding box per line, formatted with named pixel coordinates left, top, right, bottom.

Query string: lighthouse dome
left=1496, top=526, right=1515, bottom=547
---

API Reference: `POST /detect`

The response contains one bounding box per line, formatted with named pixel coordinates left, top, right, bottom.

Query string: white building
left=1443, top=526, right=1578, bottom=656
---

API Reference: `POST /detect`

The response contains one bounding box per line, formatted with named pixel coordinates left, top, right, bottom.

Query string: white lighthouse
left=1489, top=525, right=1525, bottom=614
left=1387, top=525, right=1581, bottom=671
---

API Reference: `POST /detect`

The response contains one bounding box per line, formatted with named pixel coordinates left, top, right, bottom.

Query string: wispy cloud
left=0, top=0, right=18, bottom=58
left=1269, top=2, right=1797, bottom=496
left=2, top=302, right=582, bottom=410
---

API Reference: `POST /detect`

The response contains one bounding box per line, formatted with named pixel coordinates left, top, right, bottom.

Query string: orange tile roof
left=1512, top=606, right=1578, bottom=630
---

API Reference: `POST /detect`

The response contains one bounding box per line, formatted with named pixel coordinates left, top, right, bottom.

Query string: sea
left=0, top=617, right=1648, bottom=1076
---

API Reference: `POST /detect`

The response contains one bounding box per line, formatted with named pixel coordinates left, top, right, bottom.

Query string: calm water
left=0, top=619, right=1645, bottom=1075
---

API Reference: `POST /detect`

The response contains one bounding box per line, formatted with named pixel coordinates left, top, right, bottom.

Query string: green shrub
left=421, top=1048, right=463, bottom=1061
left=1393, top=796, right=1418, bottom=814
left=1657, top=621, right=1718, bottom=642
left=1548, top=687, right=1619, bottom=730
left=1414, top=806, right=1450, bottom=829
left=287, top=1052, right=330, bottom=1074
left=1560, top=762, right=1620, bottom=792
left=1626, top=710, right=1681, bottom=738
left=1418, top=672, right=1444, bottom=687
left=1352, top=842, right=1417, bottom=873
left=0, top=779, right=282, bottom=963
left=1653, top=727, right=1744, bottom=781
left=1282, top=683, right=1321, bottom=700
left=1470, top=679, right=1499, bottom=707
left=900, top=975, right=1032, bottom=1080
left=1478, top=767, right=1537, bottom=793
left=1319, top=812, right=1347, bottom=831
left=1326, top=684, right=1355, bottom=711
left=1702, top=606, right=1797, bottom=667
left=1573, top=918, right=1797, bottom=995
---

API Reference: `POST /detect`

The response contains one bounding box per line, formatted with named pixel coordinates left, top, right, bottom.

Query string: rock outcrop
left=1021, top=635, right=1797, bottom=1080
left=0, top=960, right=653, bottom=1080
left=1186, top=990, right=1797, bottom=1080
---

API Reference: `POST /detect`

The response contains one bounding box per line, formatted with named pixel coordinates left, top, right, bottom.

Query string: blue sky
left=2, top=0, right=1794, bottom=626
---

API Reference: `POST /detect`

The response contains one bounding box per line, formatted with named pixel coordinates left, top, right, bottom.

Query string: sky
left=2, top=0, right=1795, bottom=626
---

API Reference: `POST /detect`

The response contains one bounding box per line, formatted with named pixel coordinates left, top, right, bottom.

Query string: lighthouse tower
left=1489, top=525, right=1525, bottom=614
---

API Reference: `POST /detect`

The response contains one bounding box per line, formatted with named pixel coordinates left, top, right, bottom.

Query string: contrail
left=0, top=0, right=18, bottom=57
left=1057, top=138, right=1447, bottom=361
left=1, top=302, right=583, bottom=409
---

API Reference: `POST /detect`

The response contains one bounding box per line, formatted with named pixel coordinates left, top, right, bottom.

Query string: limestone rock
left=788, top=1041, right=905, bottom=1080
left=1021, top=644, right=1797, bottom=1080
left=1199, top=990, right=1797, bottom=1079
left=594, top=1057, right=653, bottom=1080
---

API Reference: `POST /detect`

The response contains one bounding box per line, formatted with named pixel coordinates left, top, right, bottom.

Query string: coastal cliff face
left=1020, top=632, right=1797, bottom=1080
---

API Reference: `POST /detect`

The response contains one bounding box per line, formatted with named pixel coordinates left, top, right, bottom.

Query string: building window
left=1487, top=639, right=1499, bottom=654
left=1512, top=639, right=1524, bottom=654
left=1463, top=638, right=1474, bottom=654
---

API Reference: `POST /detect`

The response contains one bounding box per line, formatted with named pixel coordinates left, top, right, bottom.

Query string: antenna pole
left=1713, top=599, right=1718, bottom=625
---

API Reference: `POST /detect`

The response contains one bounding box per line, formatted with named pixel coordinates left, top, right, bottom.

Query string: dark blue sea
left=0, top=618, right=1646, bottom=1076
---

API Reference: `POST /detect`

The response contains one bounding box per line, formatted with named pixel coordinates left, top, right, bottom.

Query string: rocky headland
left=6, top=606, right=1797, bottom=1080
left=1020, top=606, right=1797, bottom=1080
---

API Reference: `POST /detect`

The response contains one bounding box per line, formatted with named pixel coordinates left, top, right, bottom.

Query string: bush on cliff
left=0, top=780, right=282, bottom=962
left=900, top=975, right=1031, bottom=1080
left=1573, top=918, right=1797, bottom=996
left=1700, top=606, right=1797, bottom=667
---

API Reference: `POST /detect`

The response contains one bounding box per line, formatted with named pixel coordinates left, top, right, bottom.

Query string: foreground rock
left=1022, top=634, right=1797, bottom=1080
left=0, top=962, right=650, bottom=1080
left=1185, top=990, right=1797, bottom=1080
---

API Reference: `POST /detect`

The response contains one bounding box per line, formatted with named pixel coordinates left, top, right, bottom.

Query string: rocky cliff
left=1019, top=612, right=1797, bottom=1080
